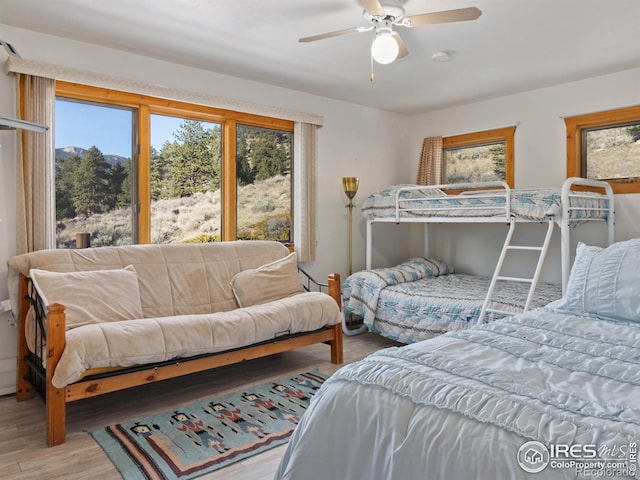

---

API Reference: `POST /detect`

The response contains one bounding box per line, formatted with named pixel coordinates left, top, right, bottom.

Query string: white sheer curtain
left=293, top=122, right=317, bottom=262
left=416, top=136, right=444, bottom=185
left=16, top=74, right=56, bottom=253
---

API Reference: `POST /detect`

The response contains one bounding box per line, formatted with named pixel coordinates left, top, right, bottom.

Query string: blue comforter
left=342, top=257, right=452, bottom=326
left=275, top=309, right=640, bottom=479
left=343, top=259, right=562, bottom=342
left=361, top=184, right=611, bottom=221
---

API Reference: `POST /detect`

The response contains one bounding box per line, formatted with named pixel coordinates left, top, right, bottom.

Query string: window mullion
left=222, top=119, right=237, bottom=241
left=137, top=104, right=151, bottom=243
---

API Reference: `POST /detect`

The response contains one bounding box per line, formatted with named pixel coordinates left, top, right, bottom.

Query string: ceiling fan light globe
left=371, top=34, right=399, bottom=64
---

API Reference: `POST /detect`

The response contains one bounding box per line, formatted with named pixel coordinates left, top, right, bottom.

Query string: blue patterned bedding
left=342, top=258, right=562, bottom=343
left=362, top=184, right=611, bottom=221
left=276, top=309, right=640, bottom=480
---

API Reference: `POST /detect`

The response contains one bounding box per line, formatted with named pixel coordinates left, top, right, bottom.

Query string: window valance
left=4, top=57, right=324, bottom=126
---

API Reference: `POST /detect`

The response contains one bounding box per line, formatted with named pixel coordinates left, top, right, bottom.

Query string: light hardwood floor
left=0, top=332, right=399, bottom=480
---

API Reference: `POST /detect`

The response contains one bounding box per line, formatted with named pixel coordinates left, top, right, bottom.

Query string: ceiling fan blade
left=357, top=0, right=386, bottom=17
left=299, top=26, right=367, bottom=43
left=392, top=32, right=409, bottom=59
left=407, top=7, right=482, bottom=27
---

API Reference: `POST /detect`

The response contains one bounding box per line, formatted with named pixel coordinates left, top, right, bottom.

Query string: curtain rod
left=0, top=115, right=48, bottom=132
left=4, top=57, right=324, bottom=126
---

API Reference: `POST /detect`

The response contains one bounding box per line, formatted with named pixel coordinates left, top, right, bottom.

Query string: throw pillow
left=29, top=265, right=144, bottom=329
left=230, top=252, right=304, bottom=308
left=552, top=239, right=640, bottom=322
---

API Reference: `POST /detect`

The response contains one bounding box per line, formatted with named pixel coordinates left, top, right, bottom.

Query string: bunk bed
left=343, top=177, right=615, bottom=339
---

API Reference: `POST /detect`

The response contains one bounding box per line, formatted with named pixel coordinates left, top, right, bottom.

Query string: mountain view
left=55, top=120, right=292, bottom=248
left=56, top=146, right=129, bottom=167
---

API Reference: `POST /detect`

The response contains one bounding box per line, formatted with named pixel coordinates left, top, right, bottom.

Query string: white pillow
left=230, top=252, right=305, bottom=308
left=553, top=240, right=640, bottom=322
left=30, top=265, right=144, bottom=329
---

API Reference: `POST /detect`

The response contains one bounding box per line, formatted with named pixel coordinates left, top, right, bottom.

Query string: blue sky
left=55, top=99, right=188, bottom=158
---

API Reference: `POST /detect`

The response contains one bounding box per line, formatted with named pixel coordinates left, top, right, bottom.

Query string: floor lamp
left=342, top=177, right=367, bottom=336
left=342, top=176, right=359, bottom=276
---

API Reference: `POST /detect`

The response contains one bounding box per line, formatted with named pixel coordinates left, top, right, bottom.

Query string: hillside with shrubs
left=56, top=175, right=290, bottom=248
left=55, top=120, right=291, bottom=248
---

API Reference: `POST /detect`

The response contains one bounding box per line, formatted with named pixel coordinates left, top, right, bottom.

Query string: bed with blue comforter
left=275, top=240, right=640, bottom=480
left=342, top=258, right=563, bottom=342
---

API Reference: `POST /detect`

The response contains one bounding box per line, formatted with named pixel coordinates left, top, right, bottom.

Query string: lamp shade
left=371, top=34, right=399, bottom=64
left=342, top=177, right=359, bottom=200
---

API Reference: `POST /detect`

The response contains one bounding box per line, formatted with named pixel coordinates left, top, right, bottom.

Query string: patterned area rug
left=89, top=370, right=328, bottom=479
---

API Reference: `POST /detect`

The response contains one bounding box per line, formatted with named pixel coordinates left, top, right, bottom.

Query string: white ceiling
left=0, top=0, right=639, bottom=115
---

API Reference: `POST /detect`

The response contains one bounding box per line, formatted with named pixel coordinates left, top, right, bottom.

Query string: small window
left=565, top=105, right=640, bottom=194
left=442, top=126, right=515, bottom=187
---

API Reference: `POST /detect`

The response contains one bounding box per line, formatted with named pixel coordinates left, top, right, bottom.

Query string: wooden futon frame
left=15, top=269, right=343, bottom=447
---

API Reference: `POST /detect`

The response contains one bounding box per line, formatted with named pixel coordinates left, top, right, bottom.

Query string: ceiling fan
left=299, top=0, right=481, bottom=67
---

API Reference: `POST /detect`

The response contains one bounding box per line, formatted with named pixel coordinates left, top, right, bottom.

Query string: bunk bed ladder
left=477, top=219, right=554, bottom=325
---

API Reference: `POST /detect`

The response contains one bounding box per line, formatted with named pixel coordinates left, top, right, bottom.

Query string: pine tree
left=252, top=133, right=289, bottom=181
left=150, top=146, right=169, bottom=201
left=236, top=127, right=256, bottom=186
left=56, top=154, right=81, bottom=219
left=114, top=159, right=132, bottom=208
left=163, top=120, right=221, bottom=197
left=491, top=144, right=506, bottom=180
left=71, top=146, right=112, bottom=216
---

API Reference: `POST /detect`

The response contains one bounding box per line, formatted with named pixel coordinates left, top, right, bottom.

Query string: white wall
left=406, top=67, right=640, bottom=282
left=0, top=24, right=414, bottom=393
left=0, top=45, right=20, bottom=394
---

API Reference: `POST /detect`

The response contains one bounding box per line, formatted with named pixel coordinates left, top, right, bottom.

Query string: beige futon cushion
left=52, top=290, right=341, bottom=388
left=30, top=265, right=144, bottom=329
left=230, top=252, right=304, bottom=307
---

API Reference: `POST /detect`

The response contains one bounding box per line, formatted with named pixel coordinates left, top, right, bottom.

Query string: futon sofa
left=7, top=240, right=343, bottom=446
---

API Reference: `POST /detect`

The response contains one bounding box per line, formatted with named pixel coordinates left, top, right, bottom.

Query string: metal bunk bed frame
left=351, top=177, right=614, bottom=335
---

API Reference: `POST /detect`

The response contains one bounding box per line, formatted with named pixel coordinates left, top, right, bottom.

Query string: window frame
left=55, top=81, right=295, bottom=244
left=442, top=126, right=516, bottom=188
left=565, top=105, right=640, bottom=194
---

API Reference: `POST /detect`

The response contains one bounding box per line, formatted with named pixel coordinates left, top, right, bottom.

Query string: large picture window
left=565, top=105, right=640, bottom=194
left=54, top=82, right=294, bottom=247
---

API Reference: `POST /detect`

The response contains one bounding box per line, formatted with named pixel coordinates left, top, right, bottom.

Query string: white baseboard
left=0, top=357, right=16, bottom=396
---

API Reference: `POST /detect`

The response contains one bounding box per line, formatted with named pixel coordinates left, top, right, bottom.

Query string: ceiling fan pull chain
left=370, top=51, right=375, bottom=82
